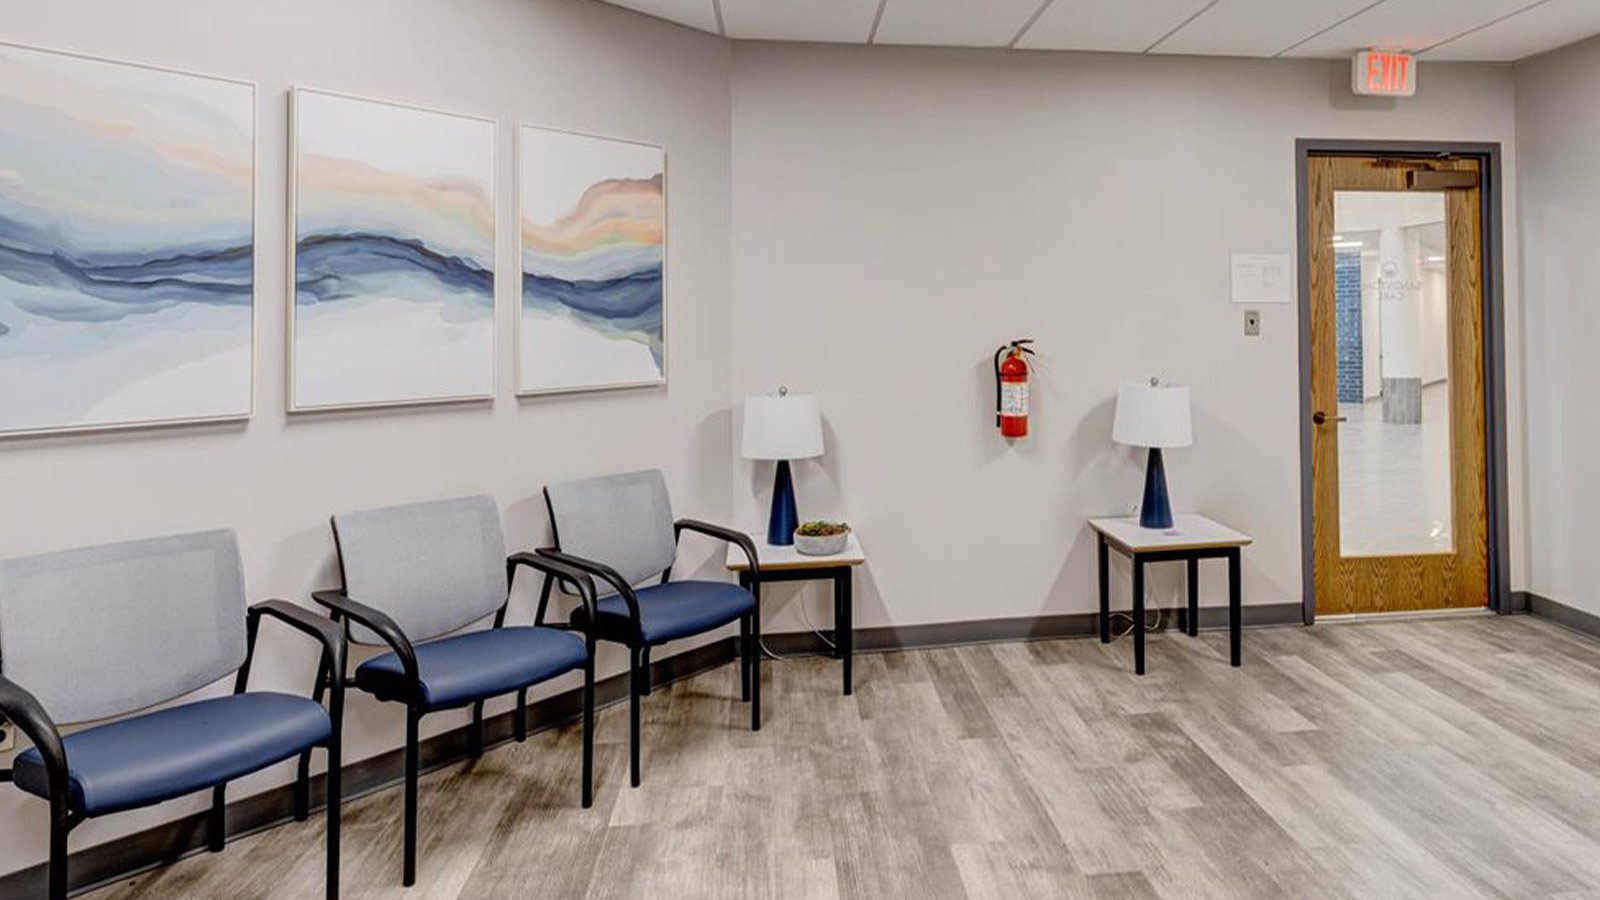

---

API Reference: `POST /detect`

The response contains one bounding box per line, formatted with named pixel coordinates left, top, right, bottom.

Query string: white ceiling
left=596, top=0, right=1600, bottom=62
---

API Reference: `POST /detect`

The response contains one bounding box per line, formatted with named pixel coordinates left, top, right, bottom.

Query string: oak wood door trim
left=1305, top=154, right=1488, bottom=615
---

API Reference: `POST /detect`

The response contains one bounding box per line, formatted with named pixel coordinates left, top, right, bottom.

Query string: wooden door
left=1307, top=154, right=1488, bottom=614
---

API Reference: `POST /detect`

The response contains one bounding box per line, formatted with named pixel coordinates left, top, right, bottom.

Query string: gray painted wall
left=0, top=0, right=732, bottom=874
left=729, top=44, right=1526, bottom=634
left=1515, top=34, right=1600, bottom=617
left=0, top=5, right=1553, bottom=876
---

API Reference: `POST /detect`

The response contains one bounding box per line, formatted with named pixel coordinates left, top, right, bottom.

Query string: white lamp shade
left=1112, top=382, right=1192, bottom=449
left=742, top=392, right=824, bottom=460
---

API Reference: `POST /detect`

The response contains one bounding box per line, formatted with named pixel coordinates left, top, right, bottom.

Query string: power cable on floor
left=760, top=593, right=839, bottom=661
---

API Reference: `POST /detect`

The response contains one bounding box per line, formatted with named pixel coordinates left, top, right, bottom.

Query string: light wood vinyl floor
left=92, top=615, right=1600, bottom=899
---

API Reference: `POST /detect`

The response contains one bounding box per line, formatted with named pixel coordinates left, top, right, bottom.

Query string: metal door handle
left=1312, top=411, right=1348, bottom=426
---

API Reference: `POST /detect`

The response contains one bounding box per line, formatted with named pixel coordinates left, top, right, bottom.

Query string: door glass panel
left=1331, top=191, right=1452, bottom=556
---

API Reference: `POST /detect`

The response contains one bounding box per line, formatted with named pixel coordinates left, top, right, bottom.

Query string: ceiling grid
left=597, top=0, right=1600, bottom=62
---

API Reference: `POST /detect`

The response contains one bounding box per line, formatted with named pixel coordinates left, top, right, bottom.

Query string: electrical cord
left=1106, top=606, right=1164, bottom=639
left=759, top=592, right=839, bottom=661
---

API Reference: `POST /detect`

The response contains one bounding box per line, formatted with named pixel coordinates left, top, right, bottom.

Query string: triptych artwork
left=518, top=127, right=665, bottom=394
left=289, top=89, right=497, bottom=410
left=0, top=41, right=667, bottom=435
left=0, top=44, right=255, bottom=437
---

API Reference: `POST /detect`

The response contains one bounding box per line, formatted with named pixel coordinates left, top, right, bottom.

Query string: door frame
left=1294, top=139, right=1511, bottom=625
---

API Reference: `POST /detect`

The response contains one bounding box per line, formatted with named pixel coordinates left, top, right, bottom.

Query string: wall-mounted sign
left=1231, top=252, right=1292, bottom=305
left=1353, top=49, right=1417, bottom=97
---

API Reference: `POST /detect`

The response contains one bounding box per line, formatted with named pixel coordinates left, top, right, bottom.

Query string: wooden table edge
left=1098, top=534, right=1255, bottom=556
left=725, top=557, right=866, bottom=572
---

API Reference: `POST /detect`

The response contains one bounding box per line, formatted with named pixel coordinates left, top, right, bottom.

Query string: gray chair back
left=544, top=469, right=676, bottom=592
left=0, top=529, right=248, bottom=725
left=331, top=495, right=508, bottom=644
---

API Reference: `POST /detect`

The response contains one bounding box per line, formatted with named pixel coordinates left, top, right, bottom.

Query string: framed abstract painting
left=0, top=42, right=255, bottom=437
left=289, top=87, right=496, bottom=411
left=517, top=126, right=665, bottom=395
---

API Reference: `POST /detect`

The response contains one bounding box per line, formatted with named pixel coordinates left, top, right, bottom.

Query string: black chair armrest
left=535, top=549, right=641, bottom=624
left=675, top=518, right=761, bottom=583
left=245, top=600, right=348, bottom=697
left=508, top=552, right=598, bottom=620
left=0, top=674, right=66, bottom=789
left=312, top=589, right=421, bottom=704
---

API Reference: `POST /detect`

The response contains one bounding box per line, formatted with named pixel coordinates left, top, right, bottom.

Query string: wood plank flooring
left=90, top=616, right=1600, bottom=899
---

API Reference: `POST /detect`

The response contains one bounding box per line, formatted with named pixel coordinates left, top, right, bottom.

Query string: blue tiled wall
left=1334, top=249, right=1364, bottom=404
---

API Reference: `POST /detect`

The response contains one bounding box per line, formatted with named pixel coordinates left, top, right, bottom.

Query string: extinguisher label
left=1000, top=382, right=1028, bottom=417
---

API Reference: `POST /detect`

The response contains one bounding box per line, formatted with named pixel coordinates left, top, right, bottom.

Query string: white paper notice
left=1231, top=252, right=1292, bottom=304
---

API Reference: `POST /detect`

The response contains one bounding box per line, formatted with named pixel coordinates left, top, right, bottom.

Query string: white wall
left=0, top=12, right=1543, bottom=877
left=730, top=44, right=1525, bottom=634
left=0, top=0, right=731, bottom=874
left=1515, top=35, right=1600, bottom=614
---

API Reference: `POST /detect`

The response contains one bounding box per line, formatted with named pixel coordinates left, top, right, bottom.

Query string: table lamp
left=1112, top=378, right=1192, bottom=529
left=742, top=387, right=824, bottom=545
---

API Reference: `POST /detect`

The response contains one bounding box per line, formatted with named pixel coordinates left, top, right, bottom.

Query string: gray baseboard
left=0, top=605, right=1303, bottom=896
left=763, top=602, right=1304, bottom=654
left=1523, top=591, right=1600, bottom=638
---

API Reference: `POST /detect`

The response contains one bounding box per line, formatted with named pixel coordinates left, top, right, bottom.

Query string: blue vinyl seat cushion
left=13, top=692, right=330, bottom=816
left=354, top=626, right=587, bottom=711
left=569, top=580, right=755, bottom=646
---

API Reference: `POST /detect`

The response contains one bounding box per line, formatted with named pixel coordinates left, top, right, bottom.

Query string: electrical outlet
left=1243, top=309, right=1261, bottom=336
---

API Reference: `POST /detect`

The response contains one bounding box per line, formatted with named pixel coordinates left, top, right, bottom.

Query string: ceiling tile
left=1015, top=0, right=1215, bottom=53
left=873, top=0, right=1045, bottom=48
left=1153, top=0, right=1383, bottom=58
left=1425, top=0, right=1600, bottom=61
left=1282, top=0, right=1538, bottom=58
left=602, top=0, right=720, bottom=34
left=719, top=0, right=880, bottom=42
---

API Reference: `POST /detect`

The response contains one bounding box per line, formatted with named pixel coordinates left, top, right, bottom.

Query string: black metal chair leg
left=48, top=802, right=68, bottom=900
left=298, top=656, right=332, bottom=823
left=640, top=646, right=653, bottom=696
left=582, top=640, right=596, bottom=808
left=739, top=615, right=752, bottom=702
left=294, top=751, right=313, bottom=822
left=469, top=700, right=485, bottom=759
left=208, top=784, right=226, bottom=852
left=403, top=709, right=419, bottom=886
left=325, top=737, right=342, bottom=900
left=629, top=645, right=643, bottom=788
left=514, top=688, right=528, bottom=743
left=750, top=611, right=762, bottom=732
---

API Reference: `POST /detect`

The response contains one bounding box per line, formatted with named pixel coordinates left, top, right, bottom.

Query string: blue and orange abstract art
left=0, top=43, right=255, bottom=436
left=518, top=126, right=664, bottom=394
left=290, top=88, right=495, bottom=411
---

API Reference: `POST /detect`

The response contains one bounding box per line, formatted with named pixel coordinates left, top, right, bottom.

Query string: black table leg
left=738, top=572, right=754, bottom=700
left=1132, top=555, right=1146, bottom=675
left=1228, top=547, right=1241, bottom=667
left=1186, top=557, right=1199, bottom=637
left=830, top=568, right=844, bottom=661
left=837, top=567, right=853, bottom=695
left=1098, top=533, right=1110, bottom=644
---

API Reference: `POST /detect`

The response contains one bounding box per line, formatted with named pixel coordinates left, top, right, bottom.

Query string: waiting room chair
left=313, top=495, right=596, bottom=887
left=538, top=469, right=761, bottom=788
left=0, top=530, right=345, bottom=900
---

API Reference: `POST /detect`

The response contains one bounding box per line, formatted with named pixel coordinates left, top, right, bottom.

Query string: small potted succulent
left=795, top=520, right=851, bottom=556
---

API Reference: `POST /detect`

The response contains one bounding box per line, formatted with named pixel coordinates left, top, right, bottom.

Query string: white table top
left=725, top=531, right=865, bottom=571
left=1088, top=514, right=1253, bottom=554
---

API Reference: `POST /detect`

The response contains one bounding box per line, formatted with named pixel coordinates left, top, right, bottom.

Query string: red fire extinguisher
left=994, top=339, right=1035, bottom=439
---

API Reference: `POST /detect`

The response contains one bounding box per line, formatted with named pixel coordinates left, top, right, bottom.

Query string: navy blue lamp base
left=1139, top=447, right=1174, bottom=530
left=767, top=459, right=799, bottom=546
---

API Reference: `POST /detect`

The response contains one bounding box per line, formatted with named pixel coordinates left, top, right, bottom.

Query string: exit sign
left=1353, top=49, right=1417, bottom=97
